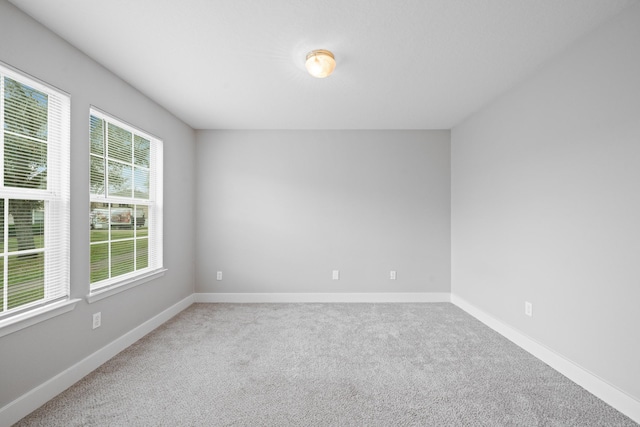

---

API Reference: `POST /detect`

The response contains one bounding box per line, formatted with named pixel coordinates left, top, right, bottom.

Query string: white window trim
left=88, top=107, right=163, bottom=297
left=86, top=268, right=166, bottom=303
left=0, top=298, right=80, bottom=338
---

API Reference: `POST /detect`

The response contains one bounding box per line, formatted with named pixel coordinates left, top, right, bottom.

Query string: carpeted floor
left=15, top=303, right=637, bottom=426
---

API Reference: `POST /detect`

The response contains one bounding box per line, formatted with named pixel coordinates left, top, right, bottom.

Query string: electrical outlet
left=332, top=270, right=339, bottom=280
left=93, top=312, right=101, bottom=329
left=525, top=301, right=533, bottom=317
left=216, top=271, right=223, bottom=281
left=390, top=270, right=397, bottom=280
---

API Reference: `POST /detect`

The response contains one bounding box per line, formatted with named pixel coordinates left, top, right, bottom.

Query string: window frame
left=88, top=107, right=164, bottom=298
left=0, top=61, right=74, bottom=335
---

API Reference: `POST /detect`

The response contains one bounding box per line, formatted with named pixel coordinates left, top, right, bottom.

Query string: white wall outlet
left=525, top=301, right=533, bottom=317
left=390, top=270, right=397, bottom=280
left=216, top=271, right=223, bottom=281
left=92, top=312, right=101, bottom=329
left=332, top=270, right=340, bottom=280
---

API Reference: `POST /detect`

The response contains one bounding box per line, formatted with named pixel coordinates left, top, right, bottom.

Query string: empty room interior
left=1, top=0, right=639, bottom=425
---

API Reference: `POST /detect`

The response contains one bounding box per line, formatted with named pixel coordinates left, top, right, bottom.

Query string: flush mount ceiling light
left=305, top=49, right=336, bottom=78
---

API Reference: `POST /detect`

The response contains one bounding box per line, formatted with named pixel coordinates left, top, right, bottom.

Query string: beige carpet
left=15, top=303, right=637, bottom=426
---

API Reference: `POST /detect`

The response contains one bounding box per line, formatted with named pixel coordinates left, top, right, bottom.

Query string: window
left=89, top=108, right=163, bottom=293
left=0, top=63, right=70, bottom=319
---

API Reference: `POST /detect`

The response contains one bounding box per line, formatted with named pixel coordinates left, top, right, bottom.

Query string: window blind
left=89, top=108, right=163, bottom=292
left=0, top=62, right=70, bottom=317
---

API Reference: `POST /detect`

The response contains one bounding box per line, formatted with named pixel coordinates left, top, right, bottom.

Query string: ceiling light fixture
left=305, top=49, right=336, bottom=78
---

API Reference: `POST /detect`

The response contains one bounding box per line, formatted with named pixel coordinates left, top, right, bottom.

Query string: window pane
left=134, top=135, right=150, bottom=167
left=0, top=199, right=4, bottom=253
left=108, top=161, right=132, bottom=197
left=8, top=253, right=44, bottom=309
left=90, top=115, right=104, bottom=156
left=134, top=167, right=149, bottom=199
left=136, top=238, right=148, bottom=270
left=135, top=205, right=148, bottom=233
left=107, top=122, right=131, bottom=163
left=3, top=77, right=48, bottom=141
left=8, top=200, right=45, bottom=252
left=90, top=155, right=105, bottom=196
left=4, top=133, right=47, bottom=189
left=90, top=202, right=109, bottom=241
left=110, top=204, right=134, bottom=240
left=0, top=256, right=3, bottom=312
left=90, top=243, right=109, bottom=283
left=111, top=240, right=134, bottom=278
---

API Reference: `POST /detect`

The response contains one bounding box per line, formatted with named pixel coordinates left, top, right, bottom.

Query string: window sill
left=0, top=298, right=81, bottom=338
left=86, top=268, right=167, bottom=304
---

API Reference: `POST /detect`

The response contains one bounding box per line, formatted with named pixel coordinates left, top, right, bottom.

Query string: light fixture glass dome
left=305, top=49, right=336, bottom=78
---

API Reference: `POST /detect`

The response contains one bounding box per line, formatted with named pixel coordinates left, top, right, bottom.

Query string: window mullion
left=133, top=205, right=137, bottom=272
left=43, top=198, right=49, bottom=299
left=3, top=130, right=48, bottom=145
left=107, top=204, right=111, bottom=280
left=130, top=133, right=134, bottom=199
left=104, top=119, right=109, bottom=199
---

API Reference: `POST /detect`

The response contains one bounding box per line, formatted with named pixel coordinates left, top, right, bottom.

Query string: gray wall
left=196, top=130, right=450, bottom=294
left=451, top=3, right=640, bottom=401
left=0, top=1, right=196, bottom=409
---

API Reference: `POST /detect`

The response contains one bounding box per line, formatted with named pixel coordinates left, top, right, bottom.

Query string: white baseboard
left=195, top=292, right=451, bottom=303
left=450, top=294, right=640, bottom=424
left=0, top=294, right=194, bottom=427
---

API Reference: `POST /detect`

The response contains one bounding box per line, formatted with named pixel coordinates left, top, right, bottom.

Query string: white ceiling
left=9, top=0, right=638, bottom=130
